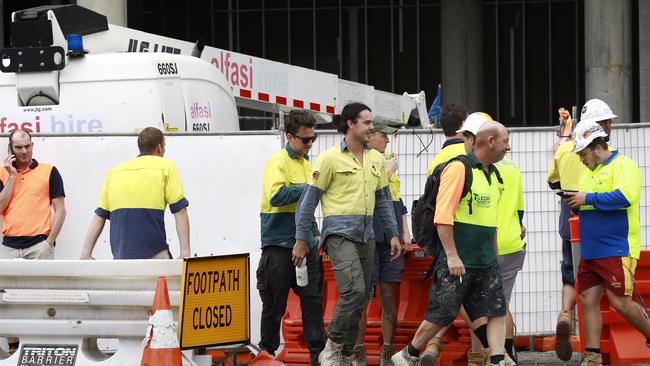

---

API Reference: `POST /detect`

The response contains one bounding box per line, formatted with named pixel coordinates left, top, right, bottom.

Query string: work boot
left=390, top=347, right=419, bottom=366
left=318, top=339, right=345, bottom=366
left=467, top=349, right=488, bottom=366
left=577, top=351, right=602, bottom=366
left=349, top=345, right=367, bottom=366
left=380, top=344, right=394, bottom=366
left=420, top=337, right=442, bottom=366
left=555, top=310, right=573, bottom=361
left=504, top=353, right=517, bottom=366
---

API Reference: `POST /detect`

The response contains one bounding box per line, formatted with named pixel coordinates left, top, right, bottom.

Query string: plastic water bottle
left=296, top=259, right=308, bottom=287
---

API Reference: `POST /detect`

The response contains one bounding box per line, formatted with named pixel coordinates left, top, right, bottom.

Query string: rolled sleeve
left=164, top=162, right=186, bottom=207
left=169, top=197, right=189, bottom=213
left=95, top=207, right=110, bottom=219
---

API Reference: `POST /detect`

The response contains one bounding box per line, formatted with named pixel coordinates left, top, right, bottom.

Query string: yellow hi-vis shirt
left=547, top=140, right=587, bottom=191
left=495, top=156, right=525, bottom=255
left=259, top=145, right=318, bottom=248
left=427, top=138, right=466, bottom=176
left=295, top=140, right=399, bottom=244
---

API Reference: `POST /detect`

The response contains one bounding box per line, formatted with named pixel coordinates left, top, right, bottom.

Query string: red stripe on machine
left=276, top=96, right=287, bottom=105
left=240, top=89, right=252, bottom=98
left=309, top=103, right=320, bottom=111
left=258, top=92, right=270, bottom=102
left=326, top=105, right=335, bottom=114
left=293, top=100, right=304, bottom=108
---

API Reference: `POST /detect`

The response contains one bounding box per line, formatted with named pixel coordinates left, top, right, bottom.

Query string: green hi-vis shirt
left=437, top=153, right=502, bottom=268
left=260, top=145, right=319, bottom=249
left=495, top=156, right=525, bottom=255
left=295, top=139, right=399, bottom=244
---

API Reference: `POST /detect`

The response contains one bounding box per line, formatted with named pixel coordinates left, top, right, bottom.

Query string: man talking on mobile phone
left=0, top=128, right=66, bottom=259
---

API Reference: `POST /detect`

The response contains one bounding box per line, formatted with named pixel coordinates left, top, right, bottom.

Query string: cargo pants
left=325, top=235, right=376, bottom=355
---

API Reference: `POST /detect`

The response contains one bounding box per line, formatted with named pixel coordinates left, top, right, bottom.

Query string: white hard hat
left=457, top=112, right=492, bottom=135
left=572, top=120, right=608, bottom=152
left=579, top=99, right=617, bottom=124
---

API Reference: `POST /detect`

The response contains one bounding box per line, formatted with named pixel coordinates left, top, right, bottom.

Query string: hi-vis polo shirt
left=433, top=152, right=501, bottom=268
left=295, top=139, right=399, bottom=245
left=0, top=160, right=65, bottom=249
left=95, top=155, right=189, bottom=259
left=427, top=138, right=466, bottom=176
left=547, top=140, right=586, bottom=191
left=260, top=144, right=319, bottom=249
left=577, top=151, right=642, bottom=260
left=495, top=156, right=525, bottom=255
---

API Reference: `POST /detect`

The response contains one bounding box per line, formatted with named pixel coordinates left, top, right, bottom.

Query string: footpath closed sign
left=179, top=254, right=250, bottom=349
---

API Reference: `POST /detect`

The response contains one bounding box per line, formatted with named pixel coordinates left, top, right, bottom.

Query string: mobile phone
left=7, top=143, right=13, bottom=155
left=556, top=190, right=578, bottom=198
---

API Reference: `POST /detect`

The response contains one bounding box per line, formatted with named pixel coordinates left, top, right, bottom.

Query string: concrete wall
left=640, top=1, right=650, bottom=123
left=584, top=0, right=633, bottom=123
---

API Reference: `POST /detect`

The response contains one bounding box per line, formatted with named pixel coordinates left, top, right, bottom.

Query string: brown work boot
left=504, top=353, right=517, bottom=366
left=349, top=345, right=367, bottom=366
left=467, top=349, right=488, bottom=366
left=380, top=344, right=394, bottom=366
left=420, top=337, right=442, bottom=366
left=555, top=310, right=573, bottom=361
left=577, top=351, right=602, bottom=366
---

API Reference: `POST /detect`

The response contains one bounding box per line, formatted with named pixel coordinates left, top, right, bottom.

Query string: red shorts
left=577, top=256, right=637, bottom=297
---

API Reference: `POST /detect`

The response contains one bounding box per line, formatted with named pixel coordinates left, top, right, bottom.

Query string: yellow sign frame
left=178, top=254, right=250, bottom=349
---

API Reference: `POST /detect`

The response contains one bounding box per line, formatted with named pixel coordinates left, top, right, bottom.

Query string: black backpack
left=411, top=155, right=502, bottom=257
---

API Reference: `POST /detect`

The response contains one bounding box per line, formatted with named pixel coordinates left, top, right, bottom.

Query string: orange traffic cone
left=141, top=276, right=182, bottom=366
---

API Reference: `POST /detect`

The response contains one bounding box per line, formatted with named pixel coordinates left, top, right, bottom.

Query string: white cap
left=579, top=99, right=617, bottom=124
left=572, top=120, right=608, bottom=152
left=457, top=112, right=492, bottom=135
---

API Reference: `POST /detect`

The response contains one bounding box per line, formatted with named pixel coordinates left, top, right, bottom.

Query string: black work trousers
left=257, top=245, right=325, bottom=364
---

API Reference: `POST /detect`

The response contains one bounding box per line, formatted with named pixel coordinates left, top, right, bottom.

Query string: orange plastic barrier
left=278, top=248, right=471, bottom=365
left=572, top=215, right=650, bottom=365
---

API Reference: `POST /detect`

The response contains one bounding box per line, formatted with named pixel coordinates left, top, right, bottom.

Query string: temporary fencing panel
left=308, top=124, right=650, bottom=335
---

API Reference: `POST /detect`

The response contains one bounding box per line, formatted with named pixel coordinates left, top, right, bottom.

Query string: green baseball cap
left=373, top=120, right=399, bottom=134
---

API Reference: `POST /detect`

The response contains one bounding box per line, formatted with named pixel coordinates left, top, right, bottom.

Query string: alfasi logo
left=472, top=193, right=493, bottom=209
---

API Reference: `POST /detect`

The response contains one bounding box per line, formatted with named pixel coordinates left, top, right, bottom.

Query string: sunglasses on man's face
left=292, top=134, right=318, bottom=144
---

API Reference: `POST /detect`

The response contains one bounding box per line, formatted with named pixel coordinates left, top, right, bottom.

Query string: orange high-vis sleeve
left=433, top=161, right=466, bottom=226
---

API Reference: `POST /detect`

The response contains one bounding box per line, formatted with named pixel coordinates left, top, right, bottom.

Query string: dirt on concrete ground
left=517, top=351, right=583, bottom=365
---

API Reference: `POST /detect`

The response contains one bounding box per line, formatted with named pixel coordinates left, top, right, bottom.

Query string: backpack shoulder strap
left=446, top=155, right=473, bottom=198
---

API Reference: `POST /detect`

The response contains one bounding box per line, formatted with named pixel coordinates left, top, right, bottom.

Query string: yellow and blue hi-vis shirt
left=260, top=145, right=319, bottom=249
left=427, top=138, right=466, bottom=176
left=495, top=156, right=525, bottom=255
left=577, top=150, right=642, bottom=260
left=295, top=139, right=399, bottom=244
left=95, top=155, right=188, bottom=259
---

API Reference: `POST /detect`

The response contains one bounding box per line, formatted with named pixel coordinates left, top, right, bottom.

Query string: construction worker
left=547, top=98, right=615, bottom=361
left=420, top=112, right=497, bottom=366
left=392, top=121, right=510, bottom=366
left=295, top=102, right=403, bottom=366
left=564, top=121, right=650, bottom=366
left=0, top=129, right=66, bottom=260
left=427, top=104, right=468, bottom=175
left=351, top=120, right=411, bottom=366
left=257, top=110, right=325, bottom=365
left=495, top=155, right=526, bottom=363
left=80, top=127, right=190, bottom=259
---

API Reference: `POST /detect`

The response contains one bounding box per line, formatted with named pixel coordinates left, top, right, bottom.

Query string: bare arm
left=0, top=156, right=17, bottom=212
left=80, top=214, right=106, bottom=259
left=173, top=207, right=191, bottom=258
left=46, top=197, right=66, bottom=246
left=437, top=224, right=465, bottom=276
left=401, top=214, right=412, bottom=252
